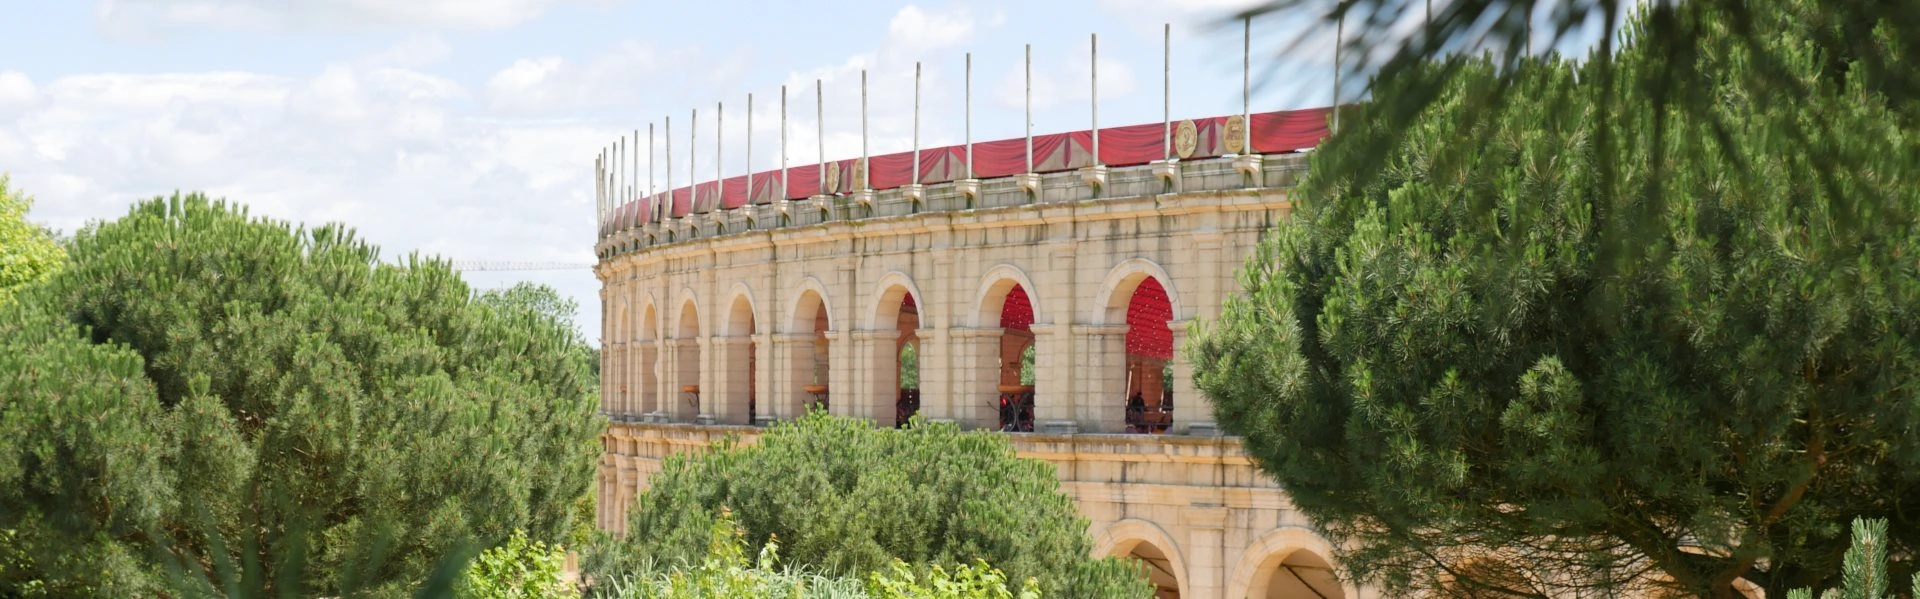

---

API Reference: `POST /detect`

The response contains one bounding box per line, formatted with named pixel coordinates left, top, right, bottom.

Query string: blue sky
left=3, top=0, right=1349, bottom=343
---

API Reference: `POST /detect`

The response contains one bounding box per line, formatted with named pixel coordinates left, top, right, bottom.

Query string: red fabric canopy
left=999, top=286, right=1032, bottom=332
left=617, top=107, right=1331, bottom=220
left=1125, top=278, right=1173, bottom=360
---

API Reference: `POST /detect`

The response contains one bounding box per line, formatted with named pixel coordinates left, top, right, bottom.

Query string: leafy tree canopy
left=1192, top=0, right=1920, bottom=597
left=0, top=194, right=602, bottom=597
left=589, top=413, right=1152, bottom=599
left=0, top=176, right=64, bottom=305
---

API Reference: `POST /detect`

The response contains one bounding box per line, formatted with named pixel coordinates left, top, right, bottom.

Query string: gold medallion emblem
left=851, top=157, right=867, bottom=190
left=823, top=162, right=841, bottom=193
left=1224, top=114, right=1248, bottom=155
left=1174, top=119, right=1199, bottom=159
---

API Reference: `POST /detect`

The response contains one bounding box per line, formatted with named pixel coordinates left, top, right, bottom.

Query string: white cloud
left=992, top=46, right=1140, bottom=112
left=484, top=42, right=682, bottom=115
left=6, top=64, right=608, bottom=339
left=0, top=72, right=39, bottom=117
left=94, top=0, right=589, bottom=32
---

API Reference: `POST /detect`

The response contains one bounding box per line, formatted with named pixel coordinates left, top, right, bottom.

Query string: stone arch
left=719, top=285, right=758, bottom=425
left=866, top=271, right=926, bottom=331
left=786, top=279, right=835, bottom=419
left=787, top=276, right=835, bottom=334
left=1096, top=258, right=1184, bottom=325
left=1226, top=527, right=1356, bottom=599
left=867, top=271, right=923, bottom=427
left=721, top=282, right=758, bottom=338
left=1093, top=519, right=1189, bottom=599
left=973, top=264, right=1044, bottom=328
left=635, top=298, right=661, bottom=415
left=607, top=296, right=630, bottom=415
left=673, top=291, right=703, bottom=421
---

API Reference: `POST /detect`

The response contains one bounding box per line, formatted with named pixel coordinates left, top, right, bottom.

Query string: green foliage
left=0, top=176, right=65, bottom=305
left=461, top=530, right=578, bottom=599
left=588, top=413, right=1152, bottom=599
left=597, top=511, right=1041, bottom=599
left=0, top=194, right=602, bottom=597
left=1191, top=0, right=1920, bottom=597
left=899, top=343, right=919, bottom=390
left=1784, top=519, right=1920, bottom=599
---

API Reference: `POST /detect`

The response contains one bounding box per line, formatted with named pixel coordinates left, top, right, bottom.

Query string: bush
left=596, top=510, right=1040, bottom=599
left=461, top=530, right=577, bottom=599
left=587, top=413, right=1150, bottom=598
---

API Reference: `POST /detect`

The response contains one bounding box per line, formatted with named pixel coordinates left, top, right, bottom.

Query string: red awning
left=1125, top=278, right=1173, bottom=360
left=1000, top=286, right=1033, bottom=332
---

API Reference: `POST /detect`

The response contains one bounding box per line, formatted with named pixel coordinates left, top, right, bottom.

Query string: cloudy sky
left=3, top=0, right=1347, bottom=343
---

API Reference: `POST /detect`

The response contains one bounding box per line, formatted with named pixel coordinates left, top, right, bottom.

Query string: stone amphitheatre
left=590, top=62, right=1360, bottom=597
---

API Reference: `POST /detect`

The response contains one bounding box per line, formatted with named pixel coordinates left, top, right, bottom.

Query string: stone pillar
left=916, top=327, right=951, bottom=421
left=713, top=337, right=753, bottom=424
left=600, top=345, right=616, bottom=414
left=1168, top=322, right=1205, bottom=435
left=772, top=332, right=810, bottom=420
left=827, top=329, right=854, bottom=419
left=644, top=341, right=666, bottom=419
left=696, top=336, right=717, bottom=424
left=752, top=332, right=775, bottom=426
left=1183, top=507, right=1230, bottom=599
left=853, top=329, right=896, bottom=426
left=947, top=327, right=1001, bottom=429
left=1075, top=324, right=1132, bottom=434
left=1029, top=324, right=1076, bottom=433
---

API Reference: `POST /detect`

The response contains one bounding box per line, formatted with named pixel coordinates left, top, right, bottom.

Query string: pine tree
left=0, top=195, right=602, bottom=597
left=1190, top=0, right=1920, bottom=597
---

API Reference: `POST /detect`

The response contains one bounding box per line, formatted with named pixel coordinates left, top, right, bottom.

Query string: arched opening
left=1259, top=550, right=1343, bottom=599
left=1121, top=277, right=1174, bottom=435
left=724, top=295, right=756, bottom=425
left=791, top=290, right=831, bottom=416
left=1114, top=540, right=1182, bottom=599
left=994, top=285, right=1035, bottom=432
left=637, top=304, right=659, bottom=416
left=610, top=303, right=627, bottom=415
left=892, top=293, right=921, bottom=427
left=675, top=300, right=702, bottom=422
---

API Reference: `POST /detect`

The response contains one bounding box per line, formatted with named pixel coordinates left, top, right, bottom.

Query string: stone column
left=853, top=329, right=896, bottom=426
left=1075, top=324, right=1132, bottom=434
left=946, top=327, right=1001, bottom=429
left=696, top=336, right=717, bottom=424
left=916, top=327, right=951, bottom=421
left=771, top=332, right=810, bottom=420
left=712, top=337, right=753, bottom=424
left=1168, top=321, right=1206, bottom=435
left=1029, top=324, right=1077, bottom=433
left=645, top=340, right=667, bottom=419
left=752, top=332, right=775, bottom=426
left=827, top=329, right=854, bottom=419
left=1183, top=507, right=1230, bottom=599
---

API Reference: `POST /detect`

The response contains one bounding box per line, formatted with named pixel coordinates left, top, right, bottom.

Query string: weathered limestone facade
left=594, top=155, right=1368, bottom=599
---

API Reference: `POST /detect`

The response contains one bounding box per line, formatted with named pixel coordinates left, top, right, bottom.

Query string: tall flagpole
left=780, top=85, right=788, bottom=199
left=1243, top=16, right=1253, bottom=154
left=1333, top=15, right=1344, bottom=133
left=746, top=93, right=753, bottom=204
left=665, top=116, right=673, bottom=218
left=649, top=123, right=656, bottom=222
left=617, top=136, right=625, bottom=225
left=965, top=52, right=973, bottom=179
left=860, top=69, right=869, bottom=191
left=912, top=61, right=920, bottom=186
left=1163, top=23, right=1171, bottom=161
left=595, top=152, right=603, bottom=234
left=816, top=79, right=825, bottom=195
left=716, top=101, right=724, bottom=205
left=631, top=128, right=639, bottom=228
left=690, top=107, right=698, bottom=210
left=1024, top=43, right=1033, bottom=174
left=1091, top=33, right=1100, bottom=166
